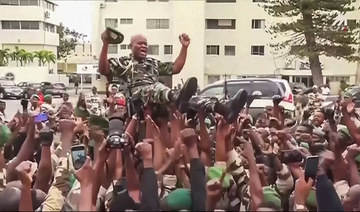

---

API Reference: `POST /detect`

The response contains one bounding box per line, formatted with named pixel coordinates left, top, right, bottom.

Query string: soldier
left=98, top=32, right=197, bottom=115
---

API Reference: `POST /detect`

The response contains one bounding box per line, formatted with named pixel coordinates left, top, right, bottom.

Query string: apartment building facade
left=0, top=0, right=59, bottom=71
left=91, top=0, right=360, bottom=91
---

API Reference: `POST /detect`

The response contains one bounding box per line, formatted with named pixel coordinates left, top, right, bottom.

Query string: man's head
left=30, top=94, right=39, bottom=107
left=130, top=34, right=148, bottom=61
left=295, top=123, right=313, bottom=142
left=63, top=93, right=69, bottom=102
left=44, top=94, right=52, bottom=104
left=92, top=87, right=97, bottom=95
left=312, top=85, right=318, bottom=93
left=312, top=110, right=325, bottom=127
left=111, top=84, right=118, bottom=95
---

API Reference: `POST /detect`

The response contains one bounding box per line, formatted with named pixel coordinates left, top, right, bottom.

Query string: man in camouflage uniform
left=98, top=32, right=197, bottom=115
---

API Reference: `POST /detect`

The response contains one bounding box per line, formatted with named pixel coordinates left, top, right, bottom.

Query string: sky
left=55, top=0, right=94, bottom=41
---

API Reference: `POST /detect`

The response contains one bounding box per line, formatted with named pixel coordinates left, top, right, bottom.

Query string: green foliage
left=57, top=23, right=87, bottom=59
left=0, top=48, right=10, bottom=66
left=34, top=50, right=56, bottom=67
left=263, top=0, right=359, bottom=60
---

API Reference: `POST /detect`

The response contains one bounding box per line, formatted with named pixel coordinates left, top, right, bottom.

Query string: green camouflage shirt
left=108, top=55, right=173, bottom=86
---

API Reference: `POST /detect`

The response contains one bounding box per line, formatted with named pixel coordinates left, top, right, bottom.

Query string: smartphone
left=35, top=113, right=48, bottom=123
left=281, top=149, right=304, bottom=164
left=71, top=145, right=86, bottom=170
left=304, top=156, right=319, bottom=182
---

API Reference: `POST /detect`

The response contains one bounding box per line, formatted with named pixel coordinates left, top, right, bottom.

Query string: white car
left=200, top=78, right=295, bottom=119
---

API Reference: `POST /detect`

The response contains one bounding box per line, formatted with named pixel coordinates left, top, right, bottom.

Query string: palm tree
left=33, top=50, right=45, bottom=66
left=0, top=48, right=11, bottom=66
left=21, top=52, right=34, bottom=66
left=43, top=50, right=56, bottom=71
left=10, top=46, right=24, bottom=67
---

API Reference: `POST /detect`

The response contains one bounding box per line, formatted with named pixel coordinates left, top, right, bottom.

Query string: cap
left=161, top=188, right=192, bottom=211
left=89, top=115, right=109, bottom=132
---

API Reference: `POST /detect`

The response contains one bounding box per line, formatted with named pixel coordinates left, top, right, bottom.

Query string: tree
left=34, top=50, right=56, bottom=69
left=262, top=0, right=360, bottom=85
left=0, top=48, right=10, bottom=66
left=18, top=50, right=33, bottom=66
left=57, top=23, right=87, bottom=59
left=10, top=46, right=25, bottom=67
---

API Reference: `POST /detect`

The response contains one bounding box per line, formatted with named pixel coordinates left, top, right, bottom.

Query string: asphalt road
left=1, top=88, right=100, bottom=121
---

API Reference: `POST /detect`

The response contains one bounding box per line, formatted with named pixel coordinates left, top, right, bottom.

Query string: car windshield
left=30, top=83, right=41, bottom=88
left=1, top=80, right=15, bottom=86
left=201, top=81, right=283, bottom=99
left=227, top=81, right=282, bottom=98
left=54, top=83, right=65, bottom=88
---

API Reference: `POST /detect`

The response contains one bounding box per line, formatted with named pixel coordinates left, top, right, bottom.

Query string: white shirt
left=321, top=87, right=331, bottom=95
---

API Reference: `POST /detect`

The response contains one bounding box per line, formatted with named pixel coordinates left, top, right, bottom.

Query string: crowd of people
left=0, top=30, right=359, bottom=212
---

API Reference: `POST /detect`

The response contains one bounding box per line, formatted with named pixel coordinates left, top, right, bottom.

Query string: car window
left=0, top=80, right=15, bottom=86
left=201, top=86, right=224, bottom=98
left=54, top=83, right=65, bottom=87
left=227, top=81, right=282, bottom=98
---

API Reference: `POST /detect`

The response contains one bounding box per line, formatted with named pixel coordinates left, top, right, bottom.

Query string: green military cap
left=262, top=186, right=282, bottom=210
left=0, top=124, right=11, bottom=147
left=161, top=188, right=192, bottom=211
left=89, top=115, right=109, bottom=132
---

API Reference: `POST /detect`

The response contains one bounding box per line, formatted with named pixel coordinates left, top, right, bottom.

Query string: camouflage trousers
left=131, top=82, right=171, bottom=105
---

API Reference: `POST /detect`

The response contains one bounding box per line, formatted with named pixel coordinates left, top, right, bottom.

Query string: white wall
left=0, top=67, right=68, bottom=86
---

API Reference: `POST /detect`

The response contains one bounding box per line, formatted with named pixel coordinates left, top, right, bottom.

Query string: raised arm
left=172, top=34, right=190, bottom=75
left=98, top=30, right=111, bottom=78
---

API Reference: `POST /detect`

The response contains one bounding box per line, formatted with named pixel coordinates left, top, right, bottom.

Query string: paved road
left=1, top=88, right=103, bottom=121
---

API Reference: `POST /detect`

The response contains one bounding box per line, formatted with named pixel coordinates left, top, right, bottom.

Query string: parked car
left=44, top=82, right=67, bottom=97
left=200, top=78, right=295, bottom=119
left=0, top=79, right=23, bottom=99
left=22, top=83, right=42, bottom=99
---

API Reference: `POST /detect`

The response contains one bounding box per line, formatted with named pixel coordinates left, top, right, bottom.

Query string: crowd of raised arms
left=0, top=29, right=359, bottom=212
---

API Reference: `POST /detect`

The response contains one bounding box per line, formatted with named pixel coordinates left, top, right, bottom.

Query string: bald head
left=130, top=34, right=148, bottom=60
left=130, top=34, right=147, bottom=46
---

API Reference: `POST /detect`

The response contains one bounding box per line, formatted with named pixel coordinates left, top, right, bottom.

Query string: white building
left=0, top=0, right=59, bottom=72
left=91, top=0, right=360, bottom=91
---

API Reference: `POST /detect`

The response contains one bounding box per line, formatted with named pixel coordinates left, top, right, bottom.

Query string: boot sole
left=226, top=89, right=248, bottom=124
left=176, top=77, right=198, bottom=108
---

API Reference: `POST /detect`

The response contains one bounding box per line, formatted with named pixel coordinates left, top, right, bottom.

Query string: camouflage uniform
left=108, top=55, right=173, bottom=105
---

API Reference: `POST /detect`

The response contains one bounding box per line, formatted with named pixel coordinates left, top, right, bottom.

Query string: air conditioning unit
left=45, top=11, right=50, bottom=18
left=100, top=3, right=106, bottom=8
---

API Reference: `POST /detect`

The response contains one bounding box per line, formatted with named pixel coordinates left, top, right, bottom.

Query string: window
left=148, top=45, right=159, bottom=55
left=252, top=19, right=265, bottom=29
left=120, top=44, right=127, bottom=50
left=105, top=18, right=118, bottom=28
left=2, top=21, right=20, bottom=29
left=20, top=0, right=37, bottom=5
left=164, top=45, right=173, bottom=55
left=251, top=46, right=265, bottom=56
left=44, top=22, right=55, bottom=32
left=21, top=21, right=39, bottom=29
left=146, top=19, right=169, bottom=29
left=108, top=44, right=118, bottom=54
left=206, top=45, right=220, bottom=55
left=207, top=76, right=221, bottom=84
left=253, top=0, right=266, bottom=2
left=206, top=0, right=236, bottom=2
left=326, top=76, right=350, bottom=83
left=105, top=0, right=117, bottom=2
left=44, top=1, right=54, bottom=11
left=224, top=46, right=235, bottom=56
left=1, top=0, right=20, bottom=5
left=206, top=19, right=236, bottom=29
left=120, top=18, right=133, bottom=24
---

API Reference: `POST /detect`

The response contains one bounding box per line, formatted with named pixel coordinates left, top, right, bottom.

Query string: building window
left=206, top=19, right=236, bottom=29
left=105, top=0, right=117, bottom=2
left=120, top=18, right=133, bottom=24
left=251, top=45, right=265, bottom=56
left=120, top=44, right=127, bottom=50
left=148, top=45, right=159, bottom=55
left=206, top=45, right=220, bottom=55
left=208, top=75, right=221, bottom=84
left=44, top=1, right=54, bottom=11
left=224, top=46, right=235, bottom=56
left=253, top=0, right=266, bottom=2
left=0, top=0, right=20, bottom=5
left=44, top=22, right=55, bottom=32
left=326, top=76, right=350, bottom=83
left=252, top=19, right=265, bottom=29
left=19, top=0, right=38, bottom=5
left=164, top=45, right=173, bottom=55
left=206, top=0, right=236, bottom=2
left=105, top=18, right=118, bottom=28
left=21, top=21, right=39, bottom=30
left=1, top=21, right=20, bottom=29
left=146, top=19, right=169, bottom=29
left=108, top=44, right=118, bottom=54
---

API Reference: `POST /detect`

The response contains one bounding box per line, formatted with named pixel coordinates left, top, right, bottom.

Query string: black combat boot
left=171, top=77, right=198, bottom=110
left=187, top=89, right=248, bottom=124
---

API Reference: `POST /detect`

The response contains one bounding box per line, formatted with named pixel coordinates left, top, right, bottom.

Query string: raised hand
left=179, top=33, right=190, bottom=47
left=16, top=161, right=37, bottom=187
left=75, top=157, right=94, bottom=186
